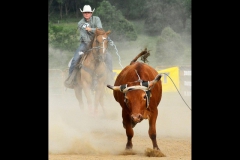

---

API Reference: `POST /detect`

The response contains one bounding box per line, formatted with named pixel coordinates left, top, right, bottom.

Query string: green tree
left=143, top=0, right=169, bottom=35
left=56, top=0, right=64, bottom=19
left=107, top=0, right=147, bottom=19
left=95, top=0, right=137, bottom=41
left=48, top=22, right=78, bottom=51
left=155, top=26, right=185, bottom=66
left=144, top=0, right=191, bottom=35
left=164, top=0, right=191, bottom=33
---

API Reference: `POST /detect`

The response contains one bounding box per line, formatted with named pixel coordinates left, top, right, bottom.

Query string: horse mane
left=96, top=28, right=105, bottom=35
left=88, top=35, right=96, bottom=50
left=88, top=28, right=105, bottom=50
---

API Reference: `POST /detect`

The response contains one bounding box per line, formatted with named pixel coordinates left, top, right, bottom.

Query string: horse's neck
left=84, top=50, right=93, bottom=62
left=84, top=34, right=105, bottom=65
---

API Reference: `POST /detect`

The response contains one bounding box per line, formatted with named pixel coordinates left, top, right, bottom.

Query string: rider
left=65, top=5, right=113, bottom=85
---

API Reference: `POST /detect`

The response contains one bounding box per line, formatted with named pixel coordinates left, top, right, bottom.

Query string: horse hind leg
left=74, top=85, right=84, bottom=109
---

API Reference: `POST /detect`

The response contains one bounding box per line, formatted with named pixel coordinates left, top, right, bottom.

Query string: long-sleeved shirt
left=77, top=16, right=103, bottom=43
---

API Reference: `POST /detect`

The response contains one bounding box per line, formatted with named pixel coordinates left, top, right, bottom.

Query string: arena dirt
left=49, top=86, right=191, bottom=160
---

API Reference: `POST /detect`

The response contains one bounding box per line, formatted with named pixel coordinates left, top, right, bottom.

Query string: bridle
left=91, top=34, right=109, bottom=62
left=81, top=31, right=109, bottom=91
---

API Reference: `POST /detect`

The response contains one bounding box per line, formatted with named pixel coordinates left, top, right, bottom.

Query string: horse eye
left=143, top=95, right=147, bottom=100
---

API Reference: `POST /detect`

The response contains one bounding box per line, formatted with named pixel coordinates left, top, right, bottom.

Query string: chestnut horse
left=74, top=28, right=111, bottom=115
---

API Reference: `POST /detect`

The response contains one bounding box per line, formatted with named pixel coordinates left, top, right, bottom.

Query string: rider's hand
left=85, top=27, right=91, bottom=32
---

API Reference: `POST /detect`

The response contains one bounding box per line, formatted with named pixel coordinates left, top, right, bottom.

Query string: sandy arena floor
left=49, top=88, right=191, bottom=160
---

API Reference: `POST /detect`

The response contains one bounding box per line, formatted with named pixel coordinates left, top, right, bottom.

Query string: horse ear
left=95, top=28, right=99, bottom=33
left=106, top=30, right=111, bottom=35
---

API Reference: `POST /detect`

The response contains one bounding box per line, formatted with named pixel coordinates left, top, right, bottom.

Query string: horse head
left=92, top=28, right=111, bottom=62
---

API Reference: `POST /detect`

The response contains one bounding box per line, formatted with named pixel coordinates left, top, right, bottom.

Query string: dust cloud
left=49, top=85, right=191, bottom=155
left=49, top=3, right=191, bottom=157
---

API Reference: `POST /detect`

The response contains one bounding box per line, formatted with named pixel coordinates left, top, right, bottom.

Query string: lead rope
left=108, top=38, right=123, bottom=69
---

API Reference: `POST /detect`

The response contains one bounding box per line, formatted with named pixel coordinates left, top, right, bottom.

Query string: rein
left=81, top=32, right=109, bottom=91
left=92, top=37, right=108, bottom=50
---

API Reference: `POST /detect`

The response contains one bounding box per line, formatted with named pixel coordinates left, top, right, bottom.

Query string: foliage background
left=48, top=0, right=191, bottom=70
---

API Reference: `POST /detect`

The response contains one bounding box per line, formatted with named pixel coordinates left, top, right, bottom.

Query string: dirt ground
left=49, top=88, right=191, bottom=160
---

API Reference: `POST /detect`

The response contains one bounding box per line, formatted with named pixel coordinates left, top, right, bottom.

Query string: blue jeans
left=69, top=42, right=88, bottom=75
left=68, top=42, right=113, bottom=76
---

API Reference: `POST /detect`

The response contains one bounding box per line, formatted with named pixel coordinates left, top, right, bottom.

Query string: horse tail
left=130, top=48, right=150, bottom=65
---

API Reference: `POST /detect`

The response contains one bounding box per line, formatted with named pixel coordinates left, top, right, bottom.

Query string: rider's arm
left=89, top=16, right=102, bottom=33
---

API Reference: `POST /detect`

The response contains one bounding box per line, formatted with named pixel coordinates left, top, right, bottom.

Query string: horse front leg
left=73, top=85, right=84, bottom=110
left=82, top=84, right=93, bottom=114
left=94, top=84, right=105, bottom=115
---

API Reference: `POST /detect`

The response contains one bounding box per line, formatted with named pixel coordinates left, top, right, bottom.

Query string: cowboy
left=65, top=5, right=113, bottom=86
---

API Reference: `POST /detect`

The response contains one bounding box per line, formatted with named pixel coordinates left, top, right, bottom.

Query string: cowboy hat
left=80, top=5, right=95, bottom=13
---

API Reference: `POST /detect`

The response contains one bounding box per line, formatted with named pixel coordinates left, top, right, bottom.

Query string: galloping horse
left=74, top=28, right=111, bottom=114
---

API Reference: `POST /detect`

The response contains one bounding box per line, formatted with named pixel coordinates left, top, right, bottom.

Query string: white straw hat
left=80, top=5, right=95, bottom=13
